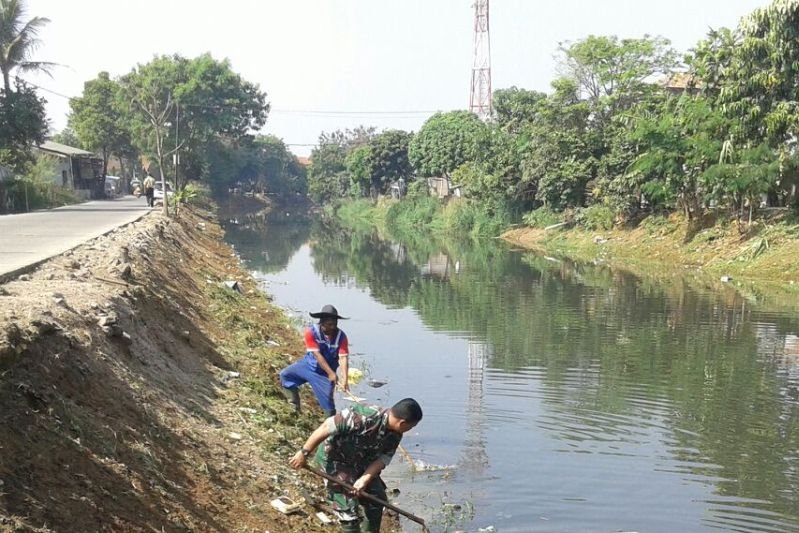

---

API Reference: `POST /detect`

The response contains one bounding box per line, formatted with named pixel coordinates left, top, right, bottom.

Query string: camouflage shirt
left=315, top=403, right=402, bottom=477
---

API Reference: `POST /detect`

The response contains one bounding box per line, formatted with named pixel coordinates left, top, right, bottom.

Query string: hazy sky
left=25, top=0, right=767, bottom=156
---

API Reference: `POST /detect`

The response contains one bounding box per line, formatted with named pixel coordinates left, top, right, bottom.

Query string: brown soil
left=0, top=205, right=401, bottom=532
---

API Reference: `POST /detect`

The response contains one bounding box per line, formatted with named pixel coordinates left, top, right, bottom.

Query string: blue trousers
left=279, top=359, right=336, bottom=412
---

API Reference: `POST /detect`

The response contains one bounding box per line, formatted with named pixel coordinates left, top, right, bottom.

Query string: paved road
left=0, top=196, right=152, bottom=280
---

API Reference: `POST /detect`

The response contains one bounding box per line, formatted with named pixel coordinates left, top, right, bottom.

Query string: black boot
left=283, top=387, right=300, bottom=413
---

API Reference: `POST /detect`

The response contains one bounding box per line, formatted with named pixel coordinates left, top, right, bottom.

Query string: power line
left=22, top=81, right=445, bottom=117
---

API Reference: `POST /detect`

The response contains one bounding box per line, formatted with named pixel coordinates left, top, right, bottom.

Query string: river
left=222, top=206, right=799, bottom=533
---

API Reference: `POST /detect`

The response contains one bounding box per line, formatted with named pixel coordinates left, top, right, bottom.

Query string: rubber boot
left=338, top=517, right=361, bottom=533
left=283, top=387, right=300, bottom=413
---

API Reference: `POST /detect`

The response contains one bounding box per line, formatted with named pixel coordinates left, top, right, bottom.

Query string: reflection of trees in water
left=221, top=212, right=311, bottom=274
left=309, top=224, right=419, bottom=308
left=304, top=223, right=799, bottom=526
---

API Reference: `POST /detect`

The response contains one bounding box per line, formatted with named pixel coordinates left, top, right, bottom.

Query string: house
left=659, top=72, right=704, bottom=96
left=426, top=176, right=463, bottom=199
left=35, top=141, right=105, bottom=199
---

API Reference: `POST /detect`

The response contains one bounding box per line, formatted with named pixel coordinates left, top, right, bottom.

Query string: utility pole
left=174, top=102, right=180, bottom=193
left=469, top=0, right=493, bottom=120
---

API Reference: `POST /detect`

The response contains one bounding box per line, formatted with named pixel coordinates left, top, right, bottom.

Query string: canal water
left=222, top=208, right=799, bottom=533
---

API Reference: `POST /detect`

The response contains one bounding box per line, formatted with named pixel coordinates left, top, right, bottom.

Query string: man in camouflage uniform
left=289, top=398, right=423, bottom=532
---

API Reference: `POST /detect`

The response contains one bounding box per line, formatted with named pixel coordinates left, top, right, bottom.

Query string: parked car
left=153, top=182, right=175, bottom=201
left=104, top=175, right=122, bottom=198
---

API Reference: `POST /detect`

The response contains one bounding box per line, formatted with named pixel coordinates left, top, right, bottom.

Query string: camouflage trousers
left=327, top=471, right=387, bottom=533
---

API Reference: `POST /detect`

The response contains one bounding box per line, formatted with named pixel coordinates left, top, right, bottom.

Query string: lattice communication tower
left=469, top=0, right=492, bottom=120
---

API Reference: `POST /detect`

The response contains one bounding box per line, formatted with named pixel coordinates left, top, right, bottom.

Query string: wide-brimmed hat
left=309, top=304, right=348, bottom=320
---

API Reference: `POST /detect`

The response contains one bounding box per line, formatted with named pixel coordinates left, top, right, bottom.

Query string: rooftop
left=37, top=140, right=96, bottom=158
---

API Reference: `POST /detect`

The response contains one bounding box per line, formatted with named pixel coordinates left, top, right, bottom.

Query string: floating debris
left=347, top=368, right=364, bottom=384
left=340, top=392, right=367, bottom=403
left=412, top=460, right=456, bottom=472
left=367, top=379, right=387, bottom=388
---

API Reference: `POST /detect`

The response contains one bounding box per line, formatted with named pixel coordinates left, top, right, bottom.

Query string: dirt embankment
left=503, top=212, right=799, bottom=290
left=0, top=206, right=372, bottom=532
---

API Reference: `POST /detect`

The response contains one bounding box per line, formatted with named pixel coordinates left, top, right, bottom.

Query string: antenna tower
left=469, top=0, right=492, bottom=120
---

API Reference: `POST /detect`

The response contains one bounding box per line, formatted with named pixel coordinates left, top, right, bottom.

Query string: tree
left=367, top=129, right=413, bottom=194
left=0, top=0, right=53, bottom=94
left=0, top=80, right=46, bottom=169
left=69, top=72, right=134, bottom=176
left=408, top=111, right=488, bottom=178
left=308, top=143, right=349, bottom=203
left=493, top=87, right=546, bottom=133
left=557, top=34, right=678, bottom=126
left=345, top=145, right=372, bottom=197
left=50, top=127, right=79, bottom=147
left=120, top=54, right=269, bottom=213
left=625, top=95, right=728, bottom=219
left=519, top=78, right=596, bottom=209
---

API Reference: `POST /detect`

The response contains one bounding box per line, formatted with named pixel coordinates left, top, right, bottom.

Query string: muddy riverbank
left=0, top=203, right=401, bottom=532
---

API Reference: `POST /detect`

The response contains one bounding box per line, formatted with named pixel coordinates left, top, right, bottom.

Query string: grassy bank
left=336, top=196, right=511, bottom=239
left=504, top=209, right=799, bottom=291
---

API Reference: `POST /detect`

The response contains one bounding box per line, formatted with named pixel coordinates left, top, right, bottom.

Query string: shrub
left=0, top=155, right=79, bottom=213
left=575, top=205, right=615, bottom=231
left=522, top=207, right=562, bottom=228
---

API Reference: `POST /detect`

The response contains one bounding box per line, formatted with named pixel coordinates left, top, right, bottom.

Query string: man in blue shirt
left=279, top=304, right=350, bottom=417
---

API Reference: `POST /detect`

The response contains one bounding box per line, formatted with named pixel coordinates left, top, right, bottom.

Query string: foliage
left=574, top=204, right=616, bottom=231
left=366, top=129, right=413, bottom=193
left=307, top=127, right=380, bottom=203
left=408, top=111, right=489, bottom=177
left=0, top=80, right=46, bottom=169
left=384, top=196, right=439, bottom=231
left=345, top=145, right=372, bottom=196
left=50, top=127, right=80, bottom=147
left=69, top=71, right=135, bottom=175
left=557, top=34, right=678, bottom=127
left=0, top=154, right=79, bottom=213
left=119, top=54, right=269, bottom=198
left=522, top=207, right=562, bottom=228
left=493, top=87, right=547, bottom=133
left=0, top=0, right=53, bottom=93
left=625, top=94, right=728, bottom=218
left=308, top=143, right=349, bottom=203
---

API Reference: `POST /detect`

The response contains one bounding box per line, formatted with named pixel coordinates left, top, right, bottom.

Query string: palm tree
left=0, top=0, right=52, bottom=94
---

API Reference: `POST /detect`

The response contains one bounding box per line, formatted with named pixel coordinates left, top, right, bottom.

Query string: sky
left=24, top=0, right=769, bottom=156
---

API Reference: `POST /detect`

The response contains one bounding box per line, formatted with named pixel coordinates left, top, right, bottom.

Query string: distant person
left=143, top=174, right=156, bottom=207
left=289, top=398, right=423, bottom=533
left=279, top=304, right=350, bottom=417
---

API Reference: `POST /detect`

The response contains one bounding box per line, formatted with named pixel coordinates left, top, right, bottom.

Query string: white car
left=153, top=182, right=175, bottom=201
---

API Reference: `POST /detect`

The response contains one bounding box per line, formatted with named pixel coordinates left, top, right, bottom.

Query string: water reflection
left=222, top=212, right=799, bottom=533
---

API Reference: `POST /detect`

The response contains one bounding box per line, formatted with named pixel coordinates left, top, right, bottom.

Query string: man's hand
left=342, top=381, right=350, bottom=392
left=289, top=450, right=307, bottom=469
left=327, top=371, right=337, bottom=383
left=352, top=473, right=373, bottom=495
